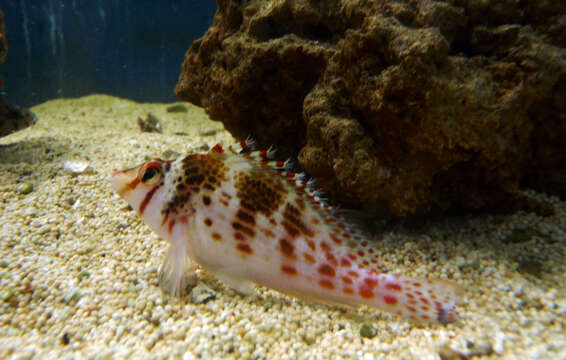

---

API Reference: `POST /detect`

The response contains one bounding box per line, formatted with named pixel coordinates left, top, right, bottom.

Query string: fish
left=111, top=140, right=460, bottom=324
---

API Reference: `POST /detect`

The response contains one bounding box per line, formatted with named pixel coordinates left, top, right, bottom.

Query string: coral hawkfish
left=111, top=140, right=459, bottom=324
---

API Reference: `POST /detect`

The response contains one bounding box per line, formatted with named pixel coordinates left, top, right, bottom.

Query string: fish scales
left=111, top=140, right=459, bottom=324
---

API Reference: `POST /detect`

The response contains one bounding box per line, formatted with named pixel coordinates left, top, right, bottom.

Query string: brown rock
left=175, top=0, right=566, bottom=217
left=0, top=102, right=37, bottom=137
left=0, top=10, right=37, bottom=138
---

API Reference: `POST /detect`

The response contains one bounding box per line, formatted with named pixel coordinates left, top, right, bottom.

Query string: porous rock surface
left=175, top=0, right=566, bottom=217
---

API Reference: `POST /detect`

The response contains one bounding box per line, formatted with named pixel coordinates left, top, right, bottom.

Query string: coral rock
left=175, top=0, right=566, bottom=217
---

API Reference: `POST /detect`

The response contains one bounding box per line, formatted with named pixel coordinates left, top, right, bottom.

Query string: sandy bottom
left=0, top=94, right=564, bottom=359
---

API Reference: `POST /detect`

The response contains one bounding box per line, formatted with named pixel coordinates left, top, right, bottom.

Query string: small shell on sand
left=62, top=161, right=91, bottom=174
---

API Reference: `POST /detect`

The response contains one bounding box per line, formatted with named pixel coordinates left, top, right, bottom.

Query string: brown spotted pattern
left=235, top=172, right=287, bottom=217
left=161, top=153, right=228, bottom=223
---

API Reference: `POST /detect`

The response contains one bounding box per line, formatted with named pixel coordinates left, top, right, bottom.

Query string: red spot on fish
left=340, top=258, right=351, bottom=267
left=348, top=270, right=360, bottom=278
left=319, top=279, right=335, bottom=290
left=211, top=144, right=224, bottom=154
left=325, top=253, right=338, bottom=267
left=312, top=218, right=320, bottom=225
left=318, top=264, right=336, bottom=277
left=384, top=295, right=398, bottom=306
left=406, top=306, right=417, bottom=313
left=360, top=241, right=368, bottom=247
left=385, top=283, right=402, bottom=292
left=347, top=254, right=356, bottom=261
left=341, top=276, right=353, bottom=285
left=281, top=265, right=297, bottom=276
left=420, top=297, right=429, bottom=305
left=413, top=282, right=422, bottom=287
left=303, top=252, right=316, bottom=264
left=307, top=240, right=316, bottom=251
left=168, top=219, right=176, bottom=234
left=236, top=243, right=253, bottom=254
left=364, top=278, right=379, bottom=288
left=211, top=232, right=222, bottom=242
left=279, top=238, right=296, bottom=259
left=320, top=241, right=331, bottom=252
left=330, top=234, right=342, bottom=245
left=359, top=285, right=374, bottom=299
left=262, top=228, right=275, bottom=238
left=357, top=250, right=365, bottom=257
left=343, top=287, right=354, bottom=295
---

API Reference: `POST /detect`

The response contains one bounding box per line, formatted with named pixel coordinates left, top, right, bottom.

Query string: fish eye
left=139, top=161, right=163, bottom=185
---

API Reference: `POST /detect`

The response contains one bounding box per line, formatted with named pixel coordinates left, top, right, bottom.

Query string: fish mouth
left=111, top=167, right=140, bottom=196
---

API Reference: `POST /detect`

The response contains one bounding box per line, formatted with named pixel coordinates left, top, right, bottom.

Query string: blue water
left=1, top=0, right=217, bottom=107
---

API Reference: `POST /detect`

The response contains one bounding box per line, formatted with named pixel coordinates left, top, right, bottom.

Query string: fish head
left=111, top=158, right=174, bottom=238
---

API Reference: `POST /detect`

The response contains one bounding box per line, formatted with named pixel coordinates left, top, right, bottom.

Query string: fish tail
left=373, top=274, right=460, bottom=324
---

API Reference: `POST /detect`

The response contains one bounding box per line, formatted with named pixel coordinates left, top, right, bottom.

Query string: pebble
left=77, top=270, right=91, bottom=281
left=359, top=322, right=377, bottom=338
left=438, top=345, right=466, bottom=360
left=467, top=340, right=494, bottom=357
left=190, top=283, right=217, bottom=304
left=61, top=290, right=82, bottom=305
left=137, top=113, right=162, bottom=133
left=16, top=182, right=34, bottom=194
left=166, top=104, right=188, bottom=113
left=199, top=128, right=221, bottom=136
left=163, top=149, right=181, bottom=159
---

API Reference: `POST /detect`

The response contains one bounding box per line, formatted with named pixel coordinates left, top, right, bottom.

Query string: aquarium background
left=1, top=0, right=217, bottom=107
